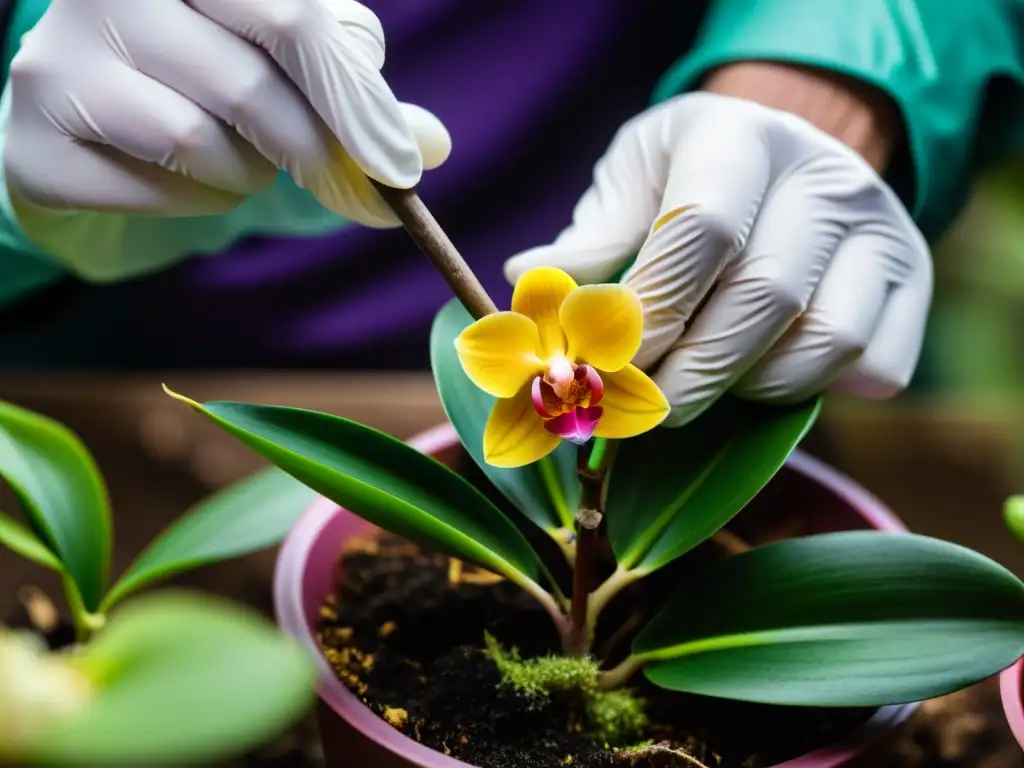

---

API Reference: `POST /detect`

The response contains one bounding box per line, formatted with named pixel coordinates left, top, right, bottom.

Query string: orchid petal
left=484, top=384, right=561, bottom=468
left=455, top=312, right=543, bottom=398
left=579, top=364, right=604, bottom=405
left=531, top=377, right=561, bottom=418
left=593, top=364, right=670, bottom=439
left=545, top=407, right=603, bottom=445
left=560, top=284, right=643, bottom=372
left=511, top=267, right=577, bottom=358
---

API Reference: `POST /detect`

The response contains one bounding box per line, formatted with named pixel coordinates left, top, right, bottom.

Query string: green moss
left=483, top=632, right=648, bottom=745
left=586, top=689, right=649, bottom=745
left=484, top=632, right=598, bottom=694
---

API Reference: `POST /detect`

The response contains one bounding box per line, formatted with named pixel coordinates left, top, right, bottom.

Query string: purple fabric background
left=2, top=0, right=702, bottom=369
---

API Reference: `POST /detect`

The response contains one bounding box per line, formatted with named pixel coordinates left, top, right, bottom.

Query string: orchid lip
left=533, top=362, right=604, bottom=416
left=544, top=406, right=603, bottom=444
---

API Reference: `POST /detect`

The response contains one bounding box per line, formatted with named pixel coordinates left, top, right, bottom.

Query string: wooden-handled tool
left=370, top=181, right=497, bottom=321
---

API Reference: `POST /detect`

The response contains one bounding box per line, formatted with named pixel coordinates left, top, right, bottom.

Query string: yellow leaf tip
left=161, top=383, right=200, bottom=410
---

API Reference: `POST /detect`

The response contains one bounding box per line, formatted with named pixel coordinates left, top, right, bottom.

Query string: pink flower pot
left=274, top=423, right=919, bottom=768
left=1000, top=660, right=1024, bottom=750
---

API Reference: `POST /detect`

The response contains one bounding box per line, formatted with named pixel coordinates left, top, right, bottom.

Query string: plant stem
left=567, top=523, right=599, bottom=655
left=370, top=182, right=498, bottom=320
left=526, top=582, right=572, bottom=639
left=586, top=438, right=611, bottom=473
left=596, top=655, right=643, bottom=691
left=586, top=565, right=640, bottom=640
left=564, top=442, right=611, bottom=656
left=64, top=576, right=105, bottom=643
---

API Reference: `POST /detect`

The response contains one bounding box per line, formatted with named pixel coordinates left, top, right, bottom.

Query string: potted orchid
left=0, top=400, right=319, bottom=766
left=166, top=260, right=1024, bottom=768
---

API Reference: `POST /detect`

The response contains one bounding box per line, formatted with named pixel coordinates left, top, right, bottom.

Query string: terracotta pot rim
left=1000, top=658, right=1024, bottom=749
left=274, top=422, right=920, bottom=768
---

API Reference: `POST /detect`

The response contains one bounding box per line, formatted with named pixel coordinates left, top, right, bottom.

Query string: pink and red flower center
left=530, top=359, right=604, bottom=445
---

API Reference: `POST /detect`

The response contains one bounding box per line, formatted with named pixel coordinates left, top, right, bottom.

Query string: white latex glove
left=505, top=93, right=932, bottom=427
left=3, top=0, right=451, bottom=228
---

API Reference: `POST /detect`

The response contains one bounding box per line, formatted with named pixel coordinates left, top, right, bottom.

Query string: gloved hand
left=3, top=0, right=450, bottom=231
left=504, top=93, right=932, bottom=427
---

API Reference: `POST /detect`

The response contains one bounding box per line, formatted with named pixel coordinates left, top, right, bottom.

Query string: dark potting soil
left=317, top=537, right=872, bottom=768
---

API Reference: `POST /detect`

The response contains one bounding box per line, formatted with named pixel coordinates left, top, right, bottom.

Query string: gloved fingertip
left=503, top=249, right=540, bottom=284
left=829, top=367, right=905, bottom=399
left=502, top=244, right=591, bottom=285
left=399, top=103, right=451, bottom=171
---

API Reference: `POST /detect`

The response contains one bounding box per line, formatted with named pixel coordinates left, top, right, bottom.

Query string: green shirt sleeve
left=0, top=0, right=348, bottom=308
left=653, top=0, right=1024, bottom=243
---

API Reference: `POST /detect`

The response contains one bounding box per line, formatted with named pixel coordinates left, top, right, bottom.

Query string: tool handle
left=370, top=181, right=497, bottom=320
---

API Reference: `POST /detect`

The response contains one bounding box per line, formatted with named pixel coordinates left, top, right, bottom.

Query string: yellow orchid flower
left=454, top=266, right=670, bottom=468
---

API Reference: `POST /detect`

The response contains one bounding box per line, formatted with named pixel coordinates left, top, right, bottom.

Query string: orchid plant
left=166, top=263, right=1024, bottom=726
left=0, top=401, right=317, bottom=766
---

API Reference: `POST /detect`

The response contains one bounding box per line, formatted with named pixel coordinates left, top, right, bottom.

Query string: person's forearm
left=703, top=62, right=903, bottom=173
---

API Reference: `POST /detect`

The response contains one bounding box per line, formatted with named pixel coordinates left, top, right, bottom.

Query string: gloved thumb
left=503, top=114, right=665, bottom=286
left=315, top=101, right=452, bottom=228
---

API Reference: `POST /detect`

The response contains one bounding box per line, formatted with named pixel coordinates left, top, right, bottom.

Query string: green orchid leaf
left=0, top=509, right=63, bottom=572
left=632, top=531, right=1024, bottom=707
left=430, top=299, right=580, bottom=537
left=606, top=396, right=820, bottom=574
left=1006, top=496, right=1024, bottom=547
left=0, top=401, right=111, bottom=611
left=33, top=592, right=316, bottom=767
left=165, top=387, right=552, bottom=599
left=102, top=467, right=319, bottom=611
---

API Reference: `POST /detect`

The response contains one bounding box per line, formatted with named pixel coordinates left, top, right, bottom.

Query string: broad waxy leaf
left=0, top=509, right=62, bottom=571
left=632, top=531, right=1024, bottom=707
left=33, top=592, right=316, bottom=766
left=1006, top=495, right=1024, bottom=547
left=165, top=388, right=551, bottom=596
left=606, top=396, right=820, bottom=573
left=0, top=401, right=111, bottom=610
left=102, top=467, right=319, bottom=611
left=430, top=298, right=580, bottom=535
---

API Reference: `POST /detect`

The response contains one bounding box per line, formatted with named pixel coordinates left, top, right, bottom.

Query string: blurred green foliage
left=917, top=157, right=1024, bottom=396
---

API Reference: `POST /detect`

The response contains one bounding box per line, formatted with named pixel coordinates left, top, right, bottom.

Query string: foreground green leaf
left=0, top=401, right=111, bottom=610
left=1006, top=496, right=1024, bottom=547
left=631, top=531, right=1024, bottom=706
left=102, top=467, right=319, bottom=611
left=31, top=592, right=316, bottom=766
left=430, top=299, right=580, bottom=536
left=165, top=388, right=552, bottom=599
left=0, top=509, right=62, bottom=571
left=606, top=396, right=820, bottom=574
